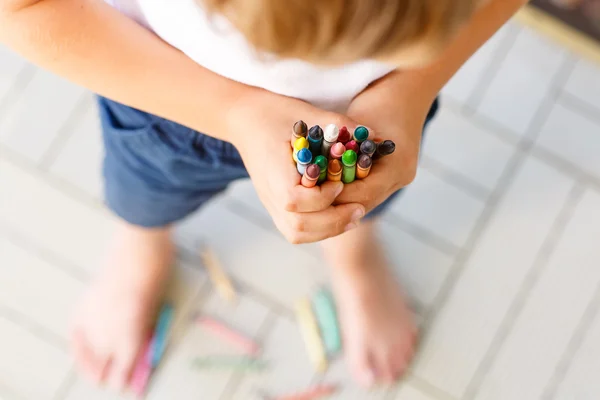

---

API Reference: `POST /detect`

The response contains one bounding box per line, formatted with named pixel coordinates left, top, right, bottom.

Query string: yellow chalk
left=295, top=298, right=327, bottom=373
left=200, top=247, right=237, bottom=303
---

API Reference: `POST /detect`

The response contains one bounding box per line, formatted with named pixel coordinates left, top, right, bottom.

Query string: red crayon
left=301, top=164, right=320, bottom=188
left=345, top=140, right=359, bottom=153
left=337, top=126, right=351, bottom=144
left=329, top=142, right=346, bottom=160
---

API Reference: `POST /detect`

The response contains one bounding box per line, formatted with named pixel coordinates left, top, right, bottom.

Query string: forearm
left=0, top=0, right=254, bottom=141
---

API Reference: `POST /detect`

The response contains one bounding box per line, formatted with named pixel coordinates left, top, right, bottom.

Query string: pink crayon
left=197, top=316, right=261, bottom=355
left=329, top=142, right=346, bottom=161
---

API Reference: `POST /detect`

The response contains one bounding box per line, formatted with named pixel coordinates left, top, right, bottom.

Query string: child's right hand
left=228, top=90, right=365, bottom=244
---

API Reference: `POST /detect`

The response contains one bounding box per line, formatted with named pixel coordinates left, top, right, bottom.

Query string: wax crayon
left=200, top=247, right=237, bottom=303
left=353, top=126, right=369, bottom=143
left=312, top=289, right=341, bottom=356
left=341, top=150, right=357, bottom=184
left=192, top=356, right=268, bottom=371
left=345, top=140, right=359, bottom=154
left=291, top=120, right=308, bottom=148
left=338, top=126, right=351, bottom=144
left=197, top=316, right=261, bottom=355
left=321, top=124, right=339, bottom=157
left=327, top=159, right=342, bottom=182
left=301, top=164, right=320, bottom=188
left=329, top=142, right=345, bottom=160
left=293, top=137, right=309, bottom=163
left=296, top=148, right=312, bottom=175
left=359, top=139, right=376, bottom=158
left=373, top=140, right=396, bottom=160
left=356, top=154, right=372, bottom=180
left=307, top=125, right=323, bottom=156
left=313, top=155, right=328, bottom=184
left=295, top=298, right=328, bottom=372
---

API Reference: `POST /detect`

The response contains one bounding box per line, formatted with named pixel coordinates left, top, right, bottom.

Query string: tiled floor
left=1, top=19, right=600, bottom=400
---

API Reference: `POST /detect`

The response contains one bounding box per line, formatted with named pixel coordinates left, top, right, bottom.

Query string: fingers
left=71, top=329, right=110, bottom=384
left=281, top=203, right=365, bottom=244
left=284, top=181, right=344, bottom=212
left=109, top=339, right=141, bottom=391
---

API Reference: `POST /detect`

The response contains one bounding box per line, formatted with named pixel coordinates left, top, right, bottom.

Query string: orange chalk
left=274, top=384, right=339, bottom=400
left=197, top=316, right=261, bottom=355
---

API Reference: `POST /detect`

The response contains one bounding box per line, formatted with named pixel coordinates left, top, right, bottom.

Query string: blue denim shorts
left=99, top=96, right=439, bottom=228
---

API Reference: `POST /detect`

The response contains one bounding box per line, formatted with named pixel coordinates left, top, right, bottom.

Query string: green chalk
left=312, top=289, right=342, bottom=356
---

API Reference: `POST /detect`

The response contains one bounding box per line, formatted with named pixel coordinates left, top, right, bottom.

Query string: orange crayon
left=327, top=159, right=342, bottom=182
left=356, top=154, right=372, bottom=179
left=301, top=164, right=320, bottom=188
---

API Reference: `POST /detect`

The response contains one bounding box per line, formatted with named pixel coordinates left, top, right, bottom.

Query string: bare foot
left=320, top=220, right=417, bottom=387
left=70, top=222, right=174, bottom=390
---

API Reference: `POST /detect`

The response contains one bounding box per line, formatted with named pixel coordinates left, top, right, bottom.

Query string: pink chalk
left=130, top=339, right=153, bottom=398
left=197, top=316, right=261, bottom=356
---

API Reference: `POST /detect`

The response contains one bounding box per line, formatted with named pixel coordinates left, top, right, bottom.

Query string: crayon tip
left=308, top=125, right=323, bottom=140
left=377, top=140, right=396, bottom=155
left=313, top=155, right=328, bottom=170
left=354, top=126, right=369, bottom=142
left=359, top=139, right=376, bottom=155
left=342, top=150, right=357, bottom=165
left=331, top=142, right=346, bottom=158
left=293, top=137, right=309, bottom=151
left=294, top=120, right=308, bottom=135
left=345, top=140, right=359, bottom=153
left=305, top=164, right=320, bottom=179
left=323, top=124, right=339, bottom=142
left=297, top=148, right=312, bottom=164
left=358, top=154, right=372, bottom=169
left=328, top=159, right=342, bottom=173
left=338, top=126, right=351, bottom=143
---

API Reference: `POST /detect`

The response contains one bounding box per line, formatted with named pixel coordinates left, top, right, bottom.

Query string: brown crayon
left=301, top=164, right=320, bottom=188
left=291, top=120, right=308, bottom=148
left=356, top=154, right=372, bottom=179
left=327, top=159, right=342, bottom=182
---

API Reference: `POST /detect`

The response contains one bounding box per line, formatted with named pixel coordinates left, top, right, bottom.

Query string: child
left=0, top=0, right=526, bottom=390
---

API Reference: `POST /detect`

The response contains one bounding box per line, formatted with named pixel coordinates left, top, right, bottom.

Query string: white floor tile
left=319, top=358, right=390, bottom=400
left=176, top=201, right=328, bottom=308
left=0, top=237, right=84, bottom=339
left=536, top=102, right=600, bottom=181
left=0, top=46, right=28, bottom=105
left=233, top=317, right=316, bottom=398
left=442, top=22, right=515, bottom=106
left=477, top=27, right=567, bottom=136
left=555, top=295, right=600, bottom=400
left=379, top=221, right=455, bottom=308
left=0, top=316, right=71, bottom=400
left=49, top=99, right=103, bottom=198
left=394, top=381, right=438, bottom=400
left=0, top=68, right=86, bottom=163
left=0, top=158, right=115, bottom=276
left=423, top=107, right=515, bottom=191
left=412, top=157, right=574, bottom=398
left=389, top=168, right=485, bottom=249
left=563, top=58, right=600, bottom=111
left=474, top=189, right=600, bottom=399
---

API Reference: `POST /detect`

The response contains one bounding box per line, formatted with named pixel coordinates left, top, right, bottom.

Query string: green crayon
left=341, top=150, right=357, bottom=184
left=314, top=155, right=328, bottom=184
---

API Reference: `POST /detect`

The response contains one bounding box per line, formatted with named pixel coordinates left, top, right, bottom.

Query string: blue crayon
left=296, top=148, right=312, bottom=176
left=308, top=125, right=324, bottom=156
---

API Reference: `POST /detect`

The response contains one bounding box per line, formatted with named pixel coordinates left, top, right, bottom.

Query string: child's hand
left=230, top=91, right=365, bottom=244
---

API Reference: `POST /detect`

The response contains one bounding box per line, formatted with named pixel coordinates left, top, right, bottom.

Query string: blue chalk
left=150, top=303, right=175, bottom=367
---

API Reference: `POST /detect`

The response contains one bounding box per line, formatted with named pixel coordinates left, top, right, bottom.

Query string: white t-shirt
left=108, top=0, right=396, bottom=112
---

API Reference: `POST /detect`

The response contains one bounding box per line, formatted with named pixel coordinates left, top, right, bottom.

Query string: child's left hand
left=335, top=72, right=435, bottom=212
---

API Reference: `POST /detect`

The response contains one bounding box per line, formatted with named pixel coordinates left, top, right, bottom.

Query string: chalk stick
left=295, top=298, right=327, bottom=372
left=200, top=247, right=237, bottom=303
left=312, top=289, right=341, bottom=356
left=197, top=316, right=261, bottom=355
left=150, top=303, right=174, bottom=367
left=130, top=339, right=153, bottom=398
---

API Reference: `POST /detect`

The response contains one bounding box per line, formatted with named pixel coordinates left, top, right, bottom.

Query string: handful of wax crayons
left=291, top=121, right=396, bottom=188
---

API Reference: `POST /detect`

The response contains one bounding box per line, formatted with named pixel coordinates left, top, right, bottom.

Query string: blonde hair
left=203, top=0, right=476, bottom=64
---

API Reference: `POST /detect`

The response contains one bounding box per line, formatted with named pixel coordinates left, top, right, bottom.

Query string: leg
left=70, top=97, right=248, bottom=389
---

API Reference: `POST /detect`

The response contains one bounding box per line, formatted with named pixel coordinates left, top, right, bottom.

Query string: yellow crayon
left=293, top=137, right=309, bottom=163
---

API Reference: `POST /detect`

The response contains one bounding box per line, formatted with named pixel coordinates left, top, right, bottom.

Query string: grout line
left=0, top=64, right=36, bottom=118
left=462, top=182, right=584, bottom=400
left=557, top=90, right=600, bottom=127
left=396, top=374, right=460, bottom=400
left=0, top=223, right=90, bottom=284
left=0, top=306, right=69, bottom=353
left=420, top=155, right=491, bottom=202
left=464, top=23, right=522, bottom=114
left=51, top=368, right=77, bottom=400
left=38, top=93, right=93, bottom=170
left=542, top=249, right=600, bottom=398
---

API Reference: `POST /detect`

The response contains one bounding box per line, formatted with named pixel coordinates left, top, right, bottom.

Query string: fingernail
left=345, top=223, right=358, bottom=232
left=334, top=183, right=344, bottom=197
left=352, top=208, right=365, bottom=222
